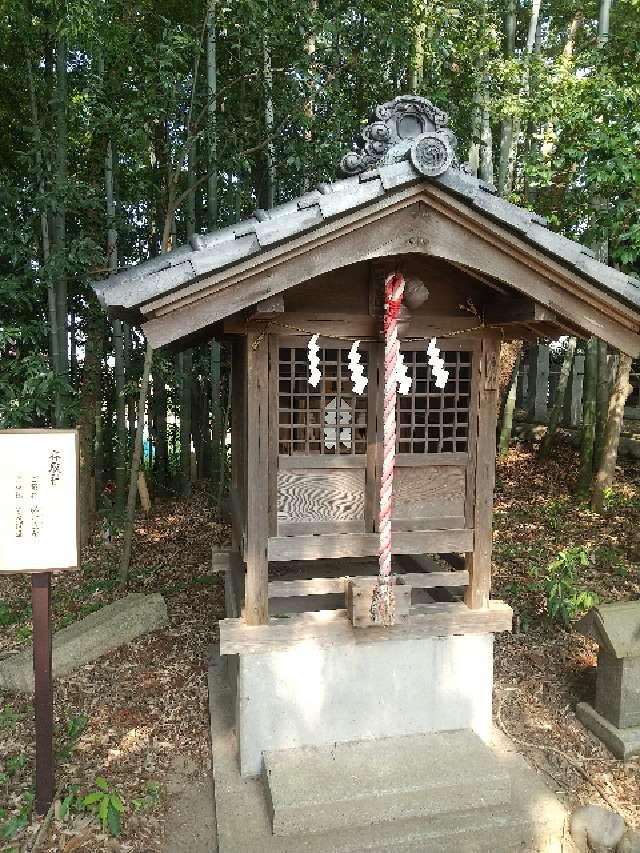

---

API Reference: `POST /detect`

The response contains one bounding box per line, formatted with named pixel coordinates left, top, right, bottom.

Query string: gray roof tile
left=255, top=205, right=323, bottom=248
left=317, top=175, right=385, bottom=219
left=93, top=156, right=640, bottom=319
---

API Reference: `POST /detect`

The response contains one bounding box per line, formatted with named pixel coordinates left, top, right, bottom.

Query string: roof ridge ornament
left=340, top=95, right=458, bottom=178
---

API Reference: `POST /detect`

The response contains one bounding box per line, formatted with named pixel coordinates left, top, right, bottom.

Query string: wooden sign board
left=0, top=429, right=80, bottom=573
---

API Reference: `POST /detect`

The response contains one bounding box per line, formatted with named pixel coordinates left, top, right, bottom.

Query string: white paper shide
left=348, top=340, right=368, bottom=395
left=427, top=338, right=450, bottom=389
left=0, top=431, right=78, bottom=573
left=307, top=334, right=321, bottom=388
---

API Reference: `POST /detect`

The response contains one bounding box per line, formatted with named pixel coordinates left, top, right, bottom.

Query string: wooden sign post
left=0, top=429, right=80, bottom=815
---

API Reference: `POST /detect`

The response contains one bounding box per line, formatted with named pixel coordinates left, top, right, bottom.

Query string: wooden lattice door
left=390, top=339, right=479, bottom=532
left=272, top=337, right=375, bottom=536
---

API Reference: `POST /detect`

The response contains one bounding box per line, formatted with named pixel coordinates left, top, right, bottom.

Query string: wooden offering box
left=347, top=577, right=412, bottom=627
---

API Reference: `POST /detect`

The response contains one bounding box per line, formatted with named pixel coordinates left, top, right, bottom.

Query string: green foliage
left=82, top=776, right=125, bottom=837
left=131, top=781, right=161, bottom=813
left=594, top=544, right=627, bottom=577
left=531, top=546, right=598, bottom=626
left=56, top=714, right=88, bottom=762
left=541, top=497, right=570, bottom=531
left=0, top=706, right=19, bottom=729
left=599, top=487, right=640, bottom=514
left=0, top=756, right=33, bottom=843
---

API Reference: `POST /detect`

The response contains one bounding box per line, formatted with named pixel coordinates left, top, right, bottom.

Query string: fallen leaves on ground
left=493, top=438, right=640, bottom=829
left=0, top=485, right=227, bottom=852
left=1, top=439, right=639, bottom=850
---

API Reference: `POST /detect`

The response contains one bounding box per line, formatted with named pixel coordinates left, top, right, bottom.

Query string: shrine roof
left=93, top=95, right=640, bottom=338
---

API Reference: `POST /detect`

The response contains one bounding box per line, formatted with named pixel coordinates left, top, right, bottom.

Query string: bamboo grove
left=1, top=0, right=639, bottom=546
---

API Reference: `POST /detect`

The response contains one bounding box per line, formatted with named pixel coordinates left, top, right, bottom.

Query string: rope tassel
left=371, top=271, right=406, bottom=625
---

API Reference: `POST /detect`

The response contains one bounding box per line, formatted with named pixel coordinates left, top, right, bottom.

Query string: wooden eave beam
left=483, top=296, right=556, bottom=326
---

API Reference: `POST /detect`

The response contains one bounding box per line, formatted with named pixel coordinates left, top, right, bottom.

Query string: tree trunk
left=210, top=341, right=222, bottom=505
left=503, top=0, right=541, bottom=196
left=539, top=337, right=576, bottom=458
left=216, top=360, right=231, bottom=512
left=113, top=320, right=127, bottom=515
left=26, top=50, right=63, bottom=425
left=594, top=339, right=609, bottom=468
left=498, top=350, right=521, bottom=456
left=469, top=0, right=493, bottom=182
left=54, top=36, right=68, bottom=392
left=591, top=354, right=632, bottom=512
left=206, top=0, right=217, bottom=230
left=480, top=98, right=494, bottom=185
left=262, top=15, right=275, bottom=210
left=77, top=304, right=103, bottom=546
left=186, top=141, right=196, bottom=241
left=498, top=340, right=523, bottom=413
left=103, top=363, right=115, bottom=482
left=179, top=350, right=193, bottom=496
left=106, top=138, right=127, bottom=516
left=94, top=394, right=104, bottom=507
left=119, top=342, right=153, bottom=584
left=497, top=0, right=516, bottom=196
left=408, top=0, right=425, bottom=91
left=577, top=337, right=598, bottom=496
left=191, top=372, right=203, bottom=479
left=153, top=359, right=169, bottom=489
left=597, top=0, right=612, bottom=47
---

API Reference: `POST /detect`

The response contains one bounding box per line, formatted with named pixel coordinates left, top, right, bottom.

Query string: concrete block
left=236, top=633, right=494, bottom=776
left=0, top=593, right=167, bottom=693
left=208, top=652, right=570, bottom=853
left=576, top=702, right=640, bottom=760
left=263, top=730, right=511, bottom=836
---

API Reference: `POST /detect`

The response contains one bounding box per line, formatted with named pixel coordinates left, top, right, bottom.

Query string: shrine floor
left=208, top=649, right=573, bottom=853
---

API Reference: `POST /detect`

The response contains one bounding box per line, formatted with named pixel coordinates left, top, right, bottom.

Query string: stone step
left=263, top=729, right=511, bottom=837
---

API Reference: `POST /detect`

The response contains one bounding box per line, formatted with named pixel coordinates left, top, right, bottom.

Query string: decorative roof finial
left=340, top=95, right=458, bottom=178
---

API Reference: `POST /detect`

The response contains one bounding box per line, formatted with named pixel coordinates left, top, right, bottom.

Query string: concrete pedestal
left=231, top=632, right=493, bottom=777
left=209, top=651, right=570, bottom=853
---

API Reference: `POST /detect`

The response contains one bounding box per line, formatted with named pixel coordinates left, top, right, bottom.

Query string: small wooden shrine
left=95, top=96, right=640, bottom=787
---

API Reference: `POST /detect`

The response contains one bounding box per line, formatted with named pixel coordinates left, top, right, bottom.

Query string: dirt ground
left=0, top=438, right=639, bottom=851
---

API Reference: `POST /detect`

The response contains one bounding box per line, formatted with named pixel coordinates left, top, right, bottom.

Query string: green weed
left=531, top=546, right=598, bottom=626
left=82, top=776, right=125, bottom=837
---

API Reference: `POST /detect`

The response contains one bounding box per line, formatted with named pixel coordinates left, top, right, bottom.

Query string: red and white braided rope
left=372, top=271, right=405, bottom=623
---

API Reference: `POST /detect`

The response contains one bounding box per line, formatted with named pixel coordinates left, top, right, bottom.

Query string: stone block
left=263, top=730, right=511, bottom=836
left=595, top=653, right=640, bottom=731
left=0, top=593, right=167, bottom=693
left=578, top=601, right=640, bottom=732
left=618, top=830, right=640, bottom=853
left=576, top=702, right=640, bottom=761
left=570, top=804, right=625, bottom=853
left=236, top=632, right=494, bottom=776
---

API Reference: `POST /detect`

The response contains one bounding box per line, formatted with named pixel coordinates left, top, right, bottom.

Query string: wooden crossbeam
left=219, top=600, right=513, bottom=655
left=267, top=569, right=469, bottom=599
left=267, top=530, right=474, bottom=562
